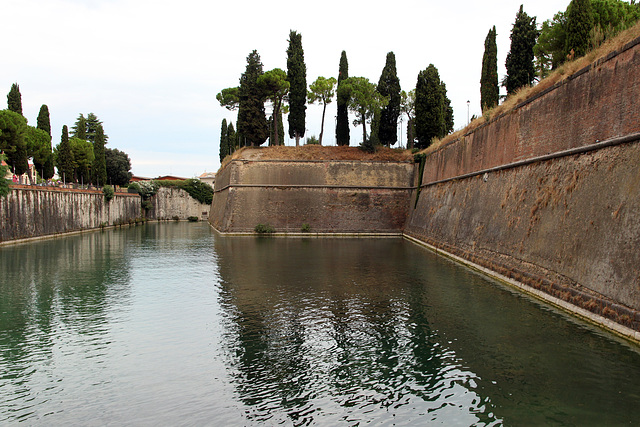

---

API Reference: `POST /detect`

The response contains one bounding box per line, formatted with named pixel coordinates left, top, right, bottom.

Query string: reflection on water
left=1, top=223, right=639, bottom=425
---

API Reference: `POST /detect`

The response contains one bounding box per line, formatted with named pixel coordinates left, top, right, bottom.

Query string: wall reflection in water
left=213, top=236, right=640, bottom=426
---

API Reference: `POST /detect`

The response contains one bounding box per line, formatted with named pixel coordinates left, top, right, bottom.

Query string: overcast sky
left=2, top=0, right=568, bottom=178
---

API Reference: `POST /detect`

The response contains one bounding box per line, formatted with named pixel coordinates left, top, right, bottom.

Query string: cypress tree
left=336, top=51, right=350, bottom=146
left=286, top=30, right=307, bottom=146
left=7, top=83, right=23, bottom=116
left=92, top=124, right=107, bottom=186
left=238, top=50, right=268, bottom=146
left=565, top=0, right=594, bottom=58
left=505, top=5, right=539, bottom=95
left=377, top=52, right=401, bottom=146
left=441, top=82, right=454, bottom=137
left=415, top=65, right=444, bottom=149
left=220, top=119, right=228, bottom=163
left=227, top=122, right=237, bottom=155
left=480, top=26, right=499, bottom=112
left=37, top=105, right=51, bottom=136
left=56, top=125, right=75, bottom=183
left=72, top=114, right=87, bottom=140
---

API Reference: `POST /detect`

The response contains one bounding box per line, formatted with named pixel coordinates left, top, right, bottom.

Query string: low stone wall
left=210, top=158, right=416, bottom=233
left=148, top=187, right=211, bottom=221
left=0, top=186, right=141, bottom=243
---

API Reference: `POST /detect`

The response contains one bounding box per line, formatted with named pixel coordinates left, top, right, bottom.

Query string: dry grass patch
left=221, top=145, right=412, bottom=166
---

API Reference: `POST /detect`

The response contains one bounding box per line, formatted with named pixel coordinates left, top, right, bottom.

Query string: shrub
left=142, top=200, right=153, bottom=211
left=155, top=179, right=213, bottom=205
left=301, top=223, right=311, bottom=232
left=187, top=216, right=199, bottom=222
left=254, top=223, right=275, bottom=234
left=305, top=135, right=320, bottom=145
left=172, top=215, right=180, bottom=221
left=103, top=185, right=115, bottom=202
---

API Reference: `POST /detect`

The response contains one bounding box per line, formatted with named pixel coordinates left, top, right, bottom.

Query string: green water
left=1, top=222, right=639, bottom=425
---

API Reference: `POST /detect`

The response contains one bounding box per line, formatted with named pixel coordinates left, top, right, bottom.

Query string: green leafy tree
left=336, top=51, right=350, bottom=146
left=259, top=68, right=290, bottom=146
left=307, top=76, right=337, bottom=145
left=92, top=124, right=107, bottom=185
left=481, top=26, right=499, bottom=112
left=105, top=148, right=132, bottom=186
left=0, top=152, right=10, bottom=196
left=37, top=104, right=51, bottom=136
left=534, top=11, right=568, bottom=79
left=504, top=5, right=539, bottom=95
left=7, top=83, right=22, bottom=116
left=286, top=30, right=307, bottom=146
left=70, top=137, right=94, bottom=184
left=216, top=87, right=240, bottom=110
left=220, top=118, right=229, bottom=162
left=339, top=77, right=389, bottom=148
left=0, top=110, right=28, bottom=178
left=86, top=113, right=107, bottom=144
left=415, top=65, right=445, bottom=149
left=535, top=0, right=640, bottom=78
left=400, top=90, right=416, bottom=148
left=377, top=52, right=401, bottom=146
left=25, top=126, right=52, bottom=181
left=238, top=50, right=268, bottom=146
left=55, top=125, right=75, bottom=183
left=441, top=82, right=454, bottom=137
left=566, top=0, right=594, bottom=58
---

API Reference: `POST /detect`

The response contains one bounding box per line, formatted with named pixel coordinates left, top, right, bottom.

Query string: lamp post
left=467, top=100, right=470, bottom=126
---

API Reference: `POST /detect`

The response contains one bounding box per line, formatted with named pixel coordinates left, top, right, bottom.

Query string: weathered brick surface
left=0, top=188, right=141, bottom=242
left=406, top=38, right=640, bottom=330
left=209, top=160, right=415, bottom=233
left=422, top=38, right=640, bottom=184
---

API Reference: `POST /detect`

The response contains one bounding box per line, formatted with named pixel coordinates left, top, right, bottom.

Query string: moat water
left=1, top=222, right=639, bottom=425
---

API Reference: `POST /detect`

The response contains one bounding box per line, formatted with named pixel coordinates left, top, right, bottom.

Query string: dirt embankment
left=225, top=145, right=413, bottom=165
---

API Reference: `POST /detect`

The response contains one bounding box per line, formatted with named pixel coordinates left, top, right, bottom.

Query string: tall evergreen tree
left=227, top=122, right=237, bottom=154
left=377, top=52, right=401, bottom=146
left=92, top=124, right=107, bottom=186
left=441, top=82, right=454, bottom=137
left=56, top=125, right=75, bottom=183
left=565, top=0, right=594, bottom=58
left=415, top=65, right=444, bottom=149
left=286, top=30, right=307, bottom=146
left=237, top=50, right=268, bottom=146
left=37, top=105, right=51, bottom=136
left=480, top=26, right=499, bottom=112
left=505, top=5, right=539, bottom=95
left=7, top=83, right=23, bottom=116
left=72, top=114, right=87, bottom=140
left=220, top=119, right=228, bottom=163
left=336, top=51, right=350, bottom=146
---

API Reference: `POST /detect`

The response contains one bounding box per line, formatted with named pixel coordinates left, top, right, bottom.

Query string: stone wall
left=0, top=186, right=141, bottom=243
left=210, top=159, right=416, bottom=233
left=148, top=187, right=211, bottom=221
left=405, top=36, right=640, bottom=334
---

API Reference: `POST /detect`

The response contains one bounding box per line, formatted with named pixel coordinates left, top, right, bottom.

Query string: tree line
left=0, top=84, right=133, bottom=189
left=216, top=30, right=456, bottom=162
left=218, top=0, right=637, bottom=162
left=480, top=0, right=640, bottom=114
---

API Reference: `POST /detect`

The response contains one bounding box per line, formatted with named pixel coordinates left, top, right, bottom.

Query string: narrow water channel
left=1, top=222, right=639, bottom=425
